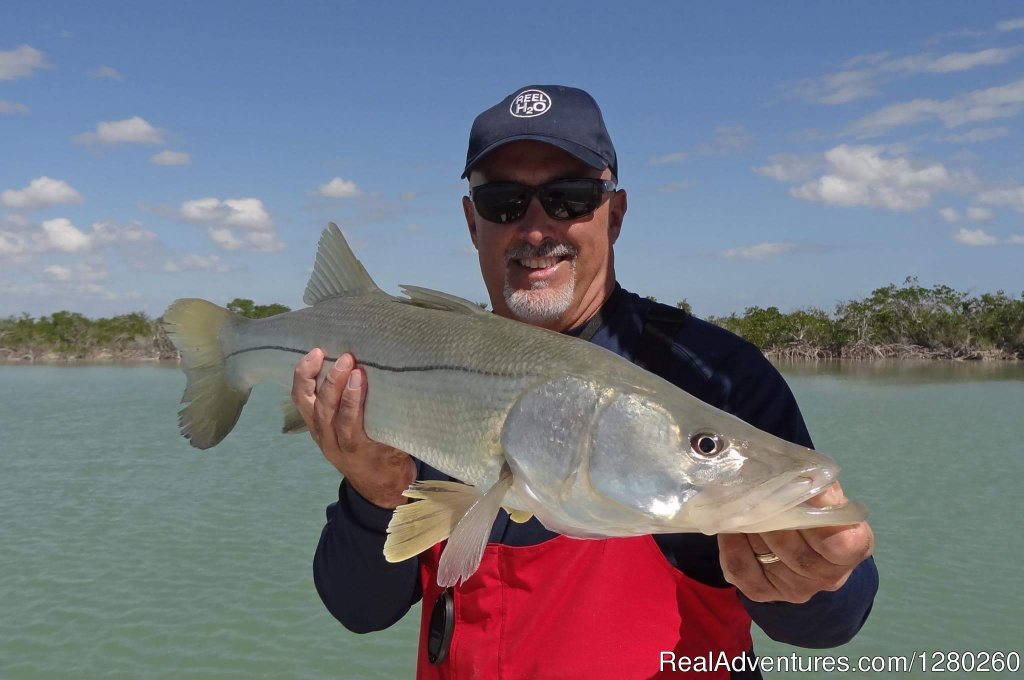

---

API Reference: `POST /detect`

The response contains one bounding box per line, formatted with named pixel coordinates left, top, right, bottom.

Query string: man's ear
left=609, top=189, right=627, bottom=244
left=463, top=195, right=479, bottom=248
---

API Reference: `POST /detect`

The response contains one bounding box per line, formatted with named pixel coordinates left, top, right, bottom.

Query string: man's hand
left=718, top=482, right=874, bottom=604
left=292, top=348, right=416, bottom=509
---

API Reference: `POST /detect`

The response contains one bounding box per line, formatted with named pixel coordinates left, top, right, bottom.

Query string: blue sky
left=2, top=1, right=1023, bottom=319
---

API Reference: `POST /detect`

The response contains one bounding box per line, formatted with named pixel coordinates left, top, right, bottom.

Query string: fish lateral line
left=223, top=344, right=525, bottom=378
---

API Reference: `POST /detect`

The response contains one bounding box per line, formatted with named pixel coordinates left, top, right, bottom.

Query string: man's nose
left=514, top=196, right=558, bottom=245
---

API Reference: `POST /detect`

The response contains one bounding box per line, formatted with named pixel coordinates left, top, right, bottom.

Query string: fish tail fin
left=162, top=298, right=251, bottom=449
left=384, top=480, right=482, bottom=563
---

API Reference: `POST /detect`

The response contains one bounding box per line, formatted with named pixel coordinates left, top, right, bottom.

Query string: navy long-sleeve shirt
left=314, top=285, right=878, bottom=647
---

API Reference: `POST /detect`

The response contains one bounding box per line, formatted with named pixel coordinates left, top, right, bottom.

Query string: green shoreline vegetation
left=2, top=281, right=1022, bottom=363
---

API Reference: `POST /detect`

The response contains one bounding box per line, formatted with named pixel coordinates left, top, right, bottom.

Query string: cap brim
left=461, top=135, right=608, bottom=179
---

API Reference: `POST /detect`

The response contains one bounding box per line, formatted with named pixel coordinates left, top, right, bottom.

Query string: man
left=293, top=85, right=877, bottom=679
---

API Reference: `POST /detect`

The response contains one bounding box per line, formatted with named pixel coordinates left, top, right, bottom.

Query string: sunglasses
left=470, top=178, right=617, bottom=224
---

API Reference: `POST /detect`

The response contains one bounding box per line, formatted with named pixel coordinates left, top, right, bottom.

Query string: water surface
left=1, top=363, right=1021, bottom=678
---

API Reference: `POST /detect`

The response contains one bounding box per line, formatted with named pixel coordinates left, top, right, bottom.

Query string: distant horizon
left=3, top=2, right=1024, bottom=320
left=3, top=275, right=1019, bottom=323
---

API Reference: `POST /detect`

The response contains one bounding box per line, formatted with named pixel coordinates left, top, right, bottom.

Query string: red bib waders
left=416, top=534, right=752, bottom=679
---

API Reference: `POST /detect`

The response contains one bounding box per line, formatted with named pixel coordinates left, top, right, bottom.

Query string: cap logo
left=510, top=89, right=552, bottom=118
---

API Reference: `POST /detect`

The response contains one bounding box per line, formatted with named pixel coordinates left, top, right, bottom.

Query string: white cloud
left=318, top=177, right=362, bottom=198
left=0, top=177, right=83, bottom=209
left=180, top=197, right=283, bottom=251
left=655, top=180, right=694, bottom=193
left=997, top=18, right=1024, bottom=32
left=939, top=207, right=960, bottom=222
left=793, top=48, right=1023, bottom=105
left=181, top=197, right=272, bottom=230
left=42, top=262, right=107, bottom=284
left=0, top=231, right=29, bottom=256
left=0, top=45, right=48, bottom=80
left=0, top=100, right=29, bottom=114
left=753, top=154, right=822, bottom=182
left=88, top=65, right=123, bottom=81
left=710, top=125, right=753, bottom=152
left=162, top=254, right=227, bottom=273
left=780, top=145, right=973, bottom=211
left=931, top=127, right=1010, bottom=143
left=90, top=220, right=158, bottom=246
left=150, top=150, right=190, bottom=166
left=649, top=151, right=688, bottom=166
left=74, top=116, right=165, bottom=145
left=74, top=262, right=108, bottom=283
left=41, top=218, right=91, bottom=252
left=722, top=242, right=797, bottom=260
left=952, top=228, right=998, bottom=246
left=977, top=186, right=1024, bottom=213
left=921, top=48, right=1022, bottom=73
left=849, top=78, right=1024, bottom=135
left=1008, top=235, right=1024, bottom=244
left=43, top=265, right=72, bottom=282
left=966, top=206, right=994, bottom=221
left=0, top=219, right=157, bottom=259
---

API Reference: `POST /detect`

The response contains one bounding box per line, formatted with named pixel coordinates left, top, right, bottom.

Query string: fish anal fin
left=398, top=285, right=490, bottom=316
left=384, top=480, right=482, bottom=564
left=506, top=508, right=533, bottom=524
left=281, top=398, right=308, bottom=434
left=437, top=466, right=513, bottom=587
left=302, top=223, right=380, bottom=306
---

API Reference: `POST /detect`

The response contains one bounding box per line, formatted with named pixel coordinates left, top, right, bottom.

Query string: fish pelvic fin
left=436, top=465, right=513, bottom=588
left=507, top=509, right=533, bottom=524
left=281, top=397, right=308, bottom=434
left=302, top=223, right=380, bottom=306
left=162, top=298, right=251, bottom=449
left=384, top=480, right=483, bottom=564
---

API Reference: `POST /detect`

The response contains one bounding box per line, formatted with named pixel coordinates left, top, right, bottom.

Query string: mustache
left=504, top=242, right=579, bottom=263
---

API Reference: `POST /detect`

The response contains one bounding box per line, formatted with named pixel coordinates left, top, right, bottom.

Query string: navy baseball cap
left=462, top=85, right=618, bottom=180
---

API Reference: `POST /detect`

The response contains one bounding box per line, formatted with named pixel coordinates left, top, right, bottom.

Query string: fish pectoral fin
left=384, top=480, right=483, bottom=564
left=436, top=465, right=514, bottom=588
left=281, top=398, right=308, bottom=434
left=398, top=285, right=491, bottom=316
left=506, top=508, right=533, bottom=524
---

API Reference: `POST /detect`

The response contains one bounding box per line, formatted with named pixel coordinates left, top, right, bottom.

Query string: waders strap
left=635, top=304, right=690, bottom=378
left=575, top=285, right=625, bottom=342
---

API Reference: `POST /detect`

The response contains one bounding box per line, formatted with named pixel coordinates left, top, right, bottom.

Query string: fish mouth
left=687, top=464, right=866, bottom=534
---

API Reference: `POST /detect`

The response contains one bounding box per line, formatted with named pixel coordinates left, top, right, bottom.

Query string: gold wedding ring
left=755, top=551, right=782, bottom=565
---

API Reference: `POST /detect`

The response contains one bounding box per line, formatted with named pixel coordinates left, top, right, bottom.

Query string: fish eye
left=690, top=432, right=725, bottom=457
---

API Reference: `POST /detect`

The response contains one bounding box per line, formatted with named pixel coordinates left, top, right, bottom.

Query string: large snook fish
left=164, top=224, right=868, bottom=586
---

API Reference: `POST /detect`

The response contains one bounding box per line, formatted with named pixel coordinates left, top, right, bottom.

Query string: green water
left=1, top=363, right=1021, bottom=678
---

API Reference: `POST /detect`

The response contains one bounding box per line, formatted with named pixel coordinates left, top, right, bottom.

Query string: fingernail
left=336, top=354, right=352, bottom=371
left=347, top=370, right=362, bottom=389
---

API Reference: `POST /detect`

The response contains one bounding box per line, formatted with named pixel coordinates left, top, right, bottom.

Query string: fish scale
left=163, top=223, right=868, bottom=585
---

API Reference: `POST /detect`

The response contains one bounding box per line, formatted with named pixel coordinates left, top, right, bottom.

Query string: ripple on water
left=3, top=364, right=1022, bottom=678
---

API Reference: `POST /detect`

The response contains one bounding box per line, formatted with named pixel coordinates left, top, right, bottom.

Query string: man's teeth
left=519, top=257, right=559, bottom=269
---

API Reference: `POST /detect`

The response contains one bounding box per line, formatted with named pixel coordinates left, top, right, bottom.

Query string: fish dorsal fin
left=302, top=223, right=379, bottom=305
left=399, top=285, right=490, bottom=316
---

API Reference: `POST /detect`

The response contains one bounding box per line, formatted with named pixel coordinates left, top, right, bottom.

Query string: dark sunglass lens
left=541, top=180, right=601, bottom=220
left=474, top=184, right=530, bottom=224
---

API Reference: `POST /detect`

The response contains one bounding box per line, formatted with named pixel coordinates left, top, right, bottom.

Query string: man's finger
left=292, top=348, right=324, bottom=428
left=760, top=529, right=842, bottom=576
left=314, top=354, right=352, bottom=445
left=718, top=533, right=779, bottom=603
left=334, top=366, right=367, bottom=446
left=292, top=348, right=323, bottom=397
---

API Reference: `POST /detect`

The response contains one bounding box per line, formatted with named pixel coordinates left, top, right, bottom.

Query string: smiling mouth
left=515, top=256, right=568, bottom=270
